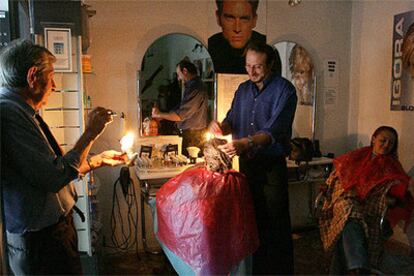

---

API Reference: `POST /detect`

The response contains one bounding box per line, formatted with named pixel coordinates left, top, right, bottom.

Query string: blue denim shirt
left=223, top=73, right=297, bottom=158
left=0, top=87, right=80, bottom=233
left=174, top=77, right=208, bottom=130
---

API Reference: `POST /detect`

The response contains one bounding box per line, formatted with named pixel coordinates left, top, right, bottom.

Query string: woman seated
left=318, top=126, right=414, bottom=274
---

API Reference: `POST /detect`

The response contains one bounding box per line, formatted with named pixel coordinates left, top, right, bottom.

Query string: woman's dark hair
left=177, top=59, right=198, bottom=76
left=371, top=125, right=399, bottom=157
left=0, top=39, right=55, bottom=88
left=244, top=40, right=276, bottom=68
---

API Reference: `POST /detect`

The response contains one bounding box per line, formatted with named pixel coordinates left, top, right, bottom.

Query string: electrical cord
left=107, top=167, right=140, bottom=260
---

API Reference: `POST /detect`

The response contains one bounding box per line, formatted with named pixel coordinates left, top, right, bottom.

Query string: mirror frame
left=136, top=33, right=214, bottom=137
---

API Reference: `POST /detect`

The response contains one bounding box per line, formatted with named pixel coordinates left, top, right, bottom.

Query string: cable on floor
left=107, top=166, right=140, bottom=260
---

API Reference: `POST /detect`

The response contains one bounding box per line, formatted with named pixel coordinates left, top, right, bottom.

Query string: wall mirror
left=274, top=41, right=316, bottom=140
left=137, top=33, right=215, bottom=136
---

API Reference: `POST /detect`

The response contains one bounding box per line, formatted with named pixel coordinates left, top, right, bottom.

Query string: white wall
left=349, top=1, right=414, bottom=172
left=349, top=1, right=414, bottom=246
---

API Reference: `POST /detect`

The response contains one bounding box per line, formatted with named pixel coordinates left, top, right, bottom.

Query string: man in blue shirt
left=152, top=59, right=208, bottom=157
left=0, top=40, right=125, bottom=275
left=210, top=41, right=297, bottom=274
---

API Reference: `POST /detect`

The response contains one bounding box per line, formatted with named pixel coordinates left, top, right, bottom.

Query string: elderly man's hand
left=87, top=107, right=113, bottom=138
left=99, top=150, right=128, bottom=166
left=82, top=150, right=126, bottom=173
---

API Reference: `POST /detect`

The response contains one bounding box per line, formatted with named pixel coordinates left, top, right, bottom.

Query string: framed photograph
left=139, top=145, right=153, bottom=159
left=44, top=28, right=72, bottom=72
left=165, top=144, right=178, bottom=158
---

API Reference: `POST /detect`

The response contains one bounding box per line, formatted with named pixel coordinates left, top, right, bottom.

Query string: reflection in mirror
left=138, top=33, right=214, bottom=136
left=274, top=41, right=316, bottom=140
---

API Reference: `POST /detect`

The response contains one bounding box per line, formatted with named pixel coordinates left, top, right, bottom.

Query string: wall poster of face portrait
left=391, top=10, right=414, bottom=111
left=207, top=0, right=267, bottom=74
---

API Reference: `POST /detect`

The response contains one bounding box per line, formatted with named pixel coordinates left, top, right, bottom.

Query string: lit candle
left=205, top=131, right=214, bottom=142
left=223, top=135, right=232, bottom=143
left=120, top=132, right=134, bottom=154
left=119, top=132, right=138, bottom=166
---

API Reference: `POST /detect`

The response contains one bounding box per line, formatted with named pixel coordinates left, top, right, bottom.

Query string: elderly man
left=209, top=40, right=297, bottom=274
left=0, top=39, right=125, bottom=275
left=208, top=0, right=266, bottom=74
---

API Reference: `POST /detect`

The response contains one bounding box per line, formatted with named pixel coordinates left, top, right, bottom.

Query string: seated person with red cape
left=154, top=138, right=259, bottom=275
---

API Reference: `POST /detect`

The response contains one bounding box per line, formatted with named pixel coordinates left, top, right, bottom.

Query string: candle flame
left=120, top=132, right=134, bottom=153
left=205, top=132, right=214, bottom=141
left=223, top=135, right=232, bottom=143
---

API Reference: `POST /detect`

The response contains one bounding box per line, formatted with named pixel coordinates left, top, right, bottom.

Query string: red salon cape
left=156, top=168, right=259, bottom=275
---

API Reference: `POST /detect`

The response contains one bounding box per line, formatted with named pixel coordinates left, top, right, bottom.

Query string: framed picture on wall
left=44, top=28, right=72, bottom=72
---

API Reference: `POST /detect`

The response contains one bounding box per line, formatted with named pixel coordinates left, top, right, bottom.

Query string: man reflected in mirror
left=208, top=0, right=266, bottom=74
left=152, top=59, right=208, bottom=157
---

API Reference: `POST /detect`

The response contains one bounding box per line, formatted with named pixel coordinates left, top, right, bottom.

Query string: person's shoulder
left=251, top=31, right=266, bottom=42
left=237, top=78, right=253, bottom=89
left=272, top=75, right=296, bottom=90
left=0, top=90, right=32, bottom=118
left=208, top=32, right=224, bottom=44
left=267, top=75, right=297, bottom=98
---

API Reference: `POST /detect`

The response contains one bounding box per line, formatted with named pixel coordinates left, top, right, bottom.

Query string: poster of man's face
left=208, top=0, right=267, bottom=74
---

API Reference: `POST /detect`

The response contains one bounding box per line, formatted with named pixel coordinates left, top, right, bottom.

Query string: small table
left=287, top=157, right=333, bottom=229
left=135, top=165, right=194, bottom=253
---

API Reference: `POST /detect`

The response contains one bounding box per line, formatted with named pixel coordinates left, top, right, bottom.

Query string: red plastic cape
left=156, top=168, right=259, bottom=275
left=334, top=146, right=413, bottom=230
left=334, top=146, right=410, bottom=200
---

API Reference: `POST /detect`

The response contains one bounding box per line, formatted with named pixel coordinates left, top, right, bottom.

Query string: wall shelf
left=39, top=35, right=93, bottom=256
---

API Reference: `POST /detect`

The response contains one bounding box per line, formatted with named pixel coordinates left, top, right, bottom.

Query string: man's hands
left=208, top=120, right=224, bottom=136
left=86, top=107, right=114, bottom=139
left=217, top=138, right=250, bottom=158
left=80, top=150, right=127, bottom=174
left=208, top=120, right=250, bottom=158
left=151, top=106, right=161, bottom=119
left=98, top=150, right=128, bottom=167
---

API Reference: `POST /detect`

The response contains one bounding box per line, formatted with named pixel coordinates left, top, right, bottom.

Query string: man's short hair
left=0, top=39, right=56, bottom=88
left=177, top=59, right=198, bottom=76
left=216, top=0, right=259, bottom=17
left=245, top=40, right=276, bottom=68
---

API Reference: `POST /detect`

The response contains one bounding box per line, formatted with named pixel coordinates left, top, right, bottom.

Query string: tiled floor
left=98, top=229, right=331, bottom=275
left=97, top=229, right=414, bottom=275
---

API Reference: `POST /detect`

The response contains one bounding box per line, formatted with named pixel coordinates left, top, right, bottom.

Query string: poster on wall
left=390, top=10, right=414, bottom=111
left=207, top=0, right=267, bottom=74
left=44, top=28, right=72, bottom=72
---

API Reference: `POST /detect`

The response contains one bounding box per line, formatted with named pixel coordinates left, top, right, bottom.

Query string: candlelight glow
left=120, top=132, right=134, bottom=153
left=223, top=134, right=232, bottom=143
left=204, top=131, right=232, bottom=143
left=205, top=132, right=214, bottom=141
